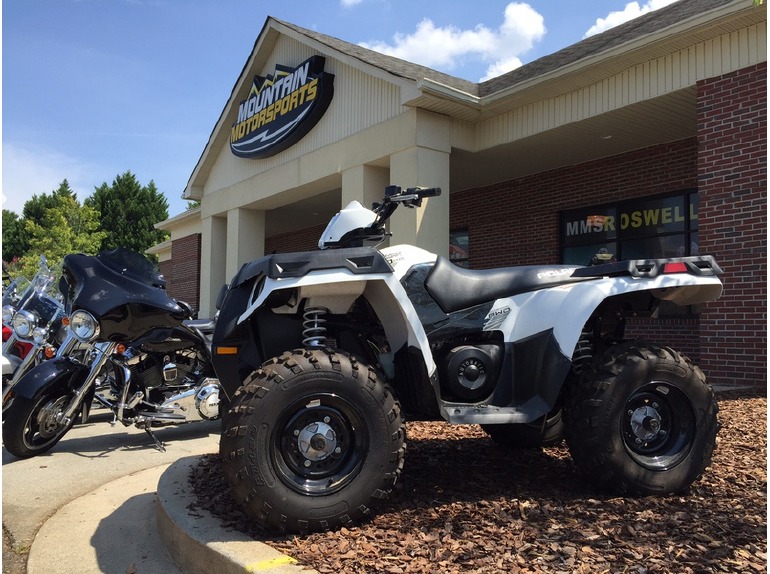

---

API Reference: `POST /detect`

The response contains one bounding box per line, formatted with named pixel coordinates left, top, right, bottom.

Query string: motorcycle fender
left=10, top=358, right=90, bottom=401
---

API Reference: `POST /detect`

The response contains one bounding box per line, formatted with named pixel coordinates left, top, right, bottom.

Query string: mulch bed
left=189, top=389, right=767, bottom=573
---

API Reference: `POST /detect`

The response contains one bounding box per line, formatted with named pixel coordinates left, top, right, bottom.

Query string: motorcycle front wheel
left=2, top=391, right=78, bottom=458
left=221, top=348, right=405, bottom=533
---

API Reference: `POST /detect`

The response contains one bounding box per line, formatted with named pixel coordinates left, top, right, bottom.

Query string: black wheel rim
left=272, top=393, right=369, bottom=496
left=621, top=382, right=695, bottom=471
left=23, top=394, right=71, bottom=450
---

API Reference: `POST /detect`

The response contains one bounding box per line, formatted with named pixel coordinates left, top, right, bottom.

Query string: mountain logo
left=230, top=56, right=334, bottom=158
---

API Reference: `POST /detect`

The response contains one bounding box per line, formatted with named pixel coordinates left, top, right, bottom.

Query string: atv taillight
left=663, top=262, right=688, bottom=274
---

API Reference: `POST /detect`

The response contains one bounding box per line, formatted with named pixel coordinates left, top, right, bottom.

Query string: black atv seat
left=424, top=256, right=587, bottom=313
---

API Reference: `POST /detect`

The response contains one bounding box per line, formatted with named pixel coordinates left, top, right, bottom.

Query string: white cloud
left=584, top=0, right=680, bottom=38
left=481, top=56, right=524, bottom=82
left=358, top=2, right=545, bottom=82
left=1, top=143, right=95, bottom=214
left=340, top=0, right=363, bottom=6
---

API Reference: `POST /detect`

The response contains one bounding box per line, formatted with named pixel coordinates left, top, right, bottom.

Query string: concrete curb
left=156, top=456, right=318, bottom=574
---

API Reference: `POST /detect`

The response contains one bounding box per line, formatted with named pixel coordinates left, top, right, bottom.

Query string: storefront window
left=449, top=229, right=470, bottom=268
left=560, top=190, right=698, bottom=265
left=561, top=190, right=699, bottom=315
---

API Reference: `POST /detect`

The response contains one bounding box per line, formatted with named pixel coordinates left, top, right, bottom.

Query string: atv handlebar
left=384, top=185, right=442, bottom=201
left=372, top=186, right=442, bottom=228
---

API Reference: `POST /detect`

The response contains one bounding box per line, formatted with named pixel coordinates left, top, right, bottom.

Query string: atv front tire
left=565, top=342, right=718, bottom=495
left=220, top=349, right=405, bottom=533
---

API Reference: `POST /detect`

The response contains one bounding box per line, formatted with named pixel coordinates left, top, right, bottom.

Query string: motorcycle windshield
left=61, top=249, right=187, bottom=342
left=97, top=248, right=167, bottom=289
left=2, top=276, right=31, bottom=308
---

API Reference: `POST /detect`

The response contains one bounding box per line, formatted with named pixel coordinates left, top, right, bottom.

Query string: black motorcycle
left=2, top=248, right=222, bottom=458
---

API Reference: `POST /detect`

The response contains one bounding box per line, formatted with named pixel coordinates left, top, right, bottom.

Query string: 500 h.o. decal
left=230, top=55, right=334, bottom=159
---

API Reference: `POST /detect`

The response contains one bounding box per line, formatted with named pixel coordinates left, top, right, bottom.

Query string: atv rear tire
left=565, top=342, right=718, bottom=495
left=482, top=407, right=564, bottom=449
left=220, top=349, right=405, bottom=533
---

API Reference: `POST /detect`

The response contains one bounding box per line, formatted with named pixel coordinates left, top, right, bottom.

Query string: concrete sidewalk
left=26, top=457, right=316, bottom=574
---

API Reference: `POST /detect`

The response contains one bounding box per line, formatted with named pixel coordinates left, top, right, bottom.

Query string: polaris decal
left=230, top=56, right=334, bottom=159
left=484, top=306, right=510, bottom=330
left=537, top=268, right=577, bottom=279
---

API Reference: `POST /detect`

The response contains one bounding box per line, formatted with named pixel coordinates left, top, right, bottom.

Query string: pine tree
left=86, top=171, right=169, bottom=254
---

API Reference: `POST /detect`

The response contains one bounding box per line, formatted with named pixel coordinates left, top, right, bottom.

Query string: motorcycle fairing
left=61, top=252, right=188, bottom=342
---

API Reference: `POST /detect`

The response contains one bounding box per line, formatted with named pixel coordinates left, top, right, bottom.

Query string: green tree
left=14, top=192, right=106, bottom=277
left=3, top=180, right=78, bottom=262
left=2, top=210, right=27, bottom=262
left=86, top=171, right=169, bottom=254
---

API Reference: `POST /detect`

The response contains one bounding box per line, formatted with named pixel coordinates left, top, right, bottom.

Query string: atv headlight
left=2, top=305, right=16, bottom=326
left=69, top=310, right=100, bottom=342
left=32, top=326, right=49, bottom=345
left=12, top=310, right=37, bottom=339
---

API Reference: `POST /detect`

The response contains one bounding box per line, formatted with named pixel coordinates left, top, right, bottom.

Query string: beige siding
left=204, top=35, right=405, bottom=197
left=471, top=22, right=766, bottom=152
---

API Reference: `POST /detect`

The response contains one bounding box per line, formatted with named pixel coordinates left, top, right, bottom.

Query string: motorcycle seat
left=424, top=256, right=587, bottom=313
left=184, top=318, right=216, bottom=334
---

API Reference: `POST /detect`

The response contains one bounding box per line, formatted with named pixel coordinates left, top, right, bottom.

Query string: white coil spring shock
left=302, top=306, right=329, bottom=348
left=571, top=326, right=593, bottom=376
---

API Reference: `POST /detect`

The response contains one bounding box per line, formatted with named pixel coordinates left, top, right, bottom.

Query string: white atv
left=212, top=185, right=723, bottom=533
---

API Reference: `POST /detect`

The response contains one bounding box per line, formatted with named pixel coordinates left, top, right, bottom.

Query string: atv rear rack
left=571, top=256, right=723, bottom=279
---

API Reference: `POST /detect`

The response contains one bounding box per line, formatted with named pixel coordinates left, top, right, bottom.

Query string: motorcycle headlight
left=32, top=326, right=49, bottom=345
left=69, top=310, right=100, bottom=342
left=2, top=305, right=16, bottom=326
left=12, top=310, right=37, bottom=339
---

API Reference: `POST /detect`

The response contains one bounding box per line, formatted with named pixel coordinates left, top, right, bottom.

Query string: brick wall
left=696, top=62, right=767, bottom=388
left=449, top=63, right=766, bottom=389
left=450, top=139, right=698, bottom=268
left=265, top=224, right=327, bottom=254
left=167, top=233, right=202, bottom=314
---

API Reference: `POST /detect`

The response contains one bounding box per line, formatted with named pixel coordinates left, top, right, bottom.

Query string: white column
left=341, top=165, right=390, bottom=247
left=226, top=207, right=266, bottom=282
left=200, top=215, right=227, bottom=317
left=341, top=165, right=389, bottom=209
left=389, top=145, right=450, bottom=257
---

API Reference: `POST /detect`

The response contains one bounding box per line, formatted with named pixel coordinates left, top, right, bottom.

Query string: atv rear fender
left=502, top=256, right=724, bottom=368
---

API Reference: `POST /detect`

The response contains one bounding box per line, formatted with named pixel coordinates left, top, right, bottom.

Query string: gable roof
left=184, top=0, right=762, bottom=199
left=276, top=0, right=741, bottom=99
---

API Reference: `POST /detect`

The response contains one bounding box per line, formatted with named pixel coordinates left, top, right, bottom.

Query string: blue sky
left=2, top=0, right=678, bottom=218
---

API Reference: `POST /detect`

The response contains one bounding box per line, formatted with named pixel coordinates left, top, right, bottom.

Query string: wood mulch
left=189, top=389, right=767, bottom=573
